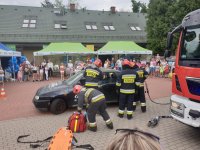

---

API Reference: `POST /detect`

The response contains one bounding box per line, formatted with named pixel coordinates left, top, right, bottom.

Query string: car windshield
left=181, top=26, right=200, bottom=60
left=63, top=71, right=83, bottom=85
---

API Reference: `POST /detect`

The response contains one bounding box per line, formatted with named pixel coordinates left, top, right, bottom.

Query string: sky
left=0, top=0, right=149, bottom=11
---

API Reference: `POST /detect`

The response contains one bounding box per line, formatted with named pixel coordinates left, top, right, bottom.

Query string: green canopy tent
left=97, top=41, right=152, bottom=55
left=33, top=42, right=96, bottom=56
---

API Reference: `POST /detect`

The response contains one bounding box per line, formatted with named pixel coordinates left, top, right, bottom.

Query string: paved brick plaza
left=1, top=78, right=200, bottom=149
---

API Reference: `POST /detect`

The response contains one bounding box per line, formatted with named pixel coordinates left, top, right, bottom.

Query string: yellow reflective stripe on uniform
left=91, top=94, right=105, bottom=103
left=116, top=82, right=121, bottom=86
left=135, top=82, right=140, bottom=86
left=85, top=82, right=98, bottom=86
left=133, top=102, right=136, bottom=106
left=120, top=89, right=135, bottom=94
left=118, top=109, right=124, bottom=114
left=89, top=122, right=97, bottom=127
left=122, top=74, right=136, bottom=79
left=141, top=103, right=146, bottom=106
left=139, top=83, right=144, bottom=87
left=86, top=69, right=100, bottom=75
left=85, top=88, right=95, bottom=102
left=105, top=119, right=112, bottom=124
left=127, top=111, right=133, bottom=115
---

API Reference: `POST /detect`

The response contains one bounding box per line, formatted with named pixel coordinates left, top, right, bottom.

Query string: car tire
left=50, top=98, right=66, bottom=114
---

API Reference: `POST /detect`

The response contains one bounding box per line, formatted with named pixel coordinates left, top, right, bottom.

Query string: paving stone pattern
left=1, top=97, right=200, bottom=150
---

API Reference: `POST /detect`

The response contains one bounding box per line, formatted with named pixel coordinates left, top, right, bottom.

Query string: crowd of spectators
left=0, top=54, right=174, bottom=84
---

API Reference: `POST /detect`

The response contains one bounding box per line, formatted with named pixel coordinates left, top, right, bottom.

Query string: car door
left=99, top=72, right=118, bottom=102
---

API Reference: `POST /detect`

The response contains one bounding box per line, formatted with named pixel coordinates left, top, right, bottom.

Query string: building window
left=130, top=26, right=136, bottom=31
left=103, top=25, right=115, bottom=31
left=130, top=26, right=142, bottom=31
left=86, top=25, right=92, bottom=30
left=135, top=27, right=141, bottom=30
left=109, top=26, right=115, bottom=30
left=22, top=17, right=37, bottom=28
left=54, top=21, right=67, bottom=29
left=85, top=24, right=98, bottom=30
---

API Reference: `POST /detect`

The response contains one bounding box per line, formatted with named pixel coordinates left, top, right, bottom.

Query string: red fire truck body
left=168, top=9, right=200, bottom=127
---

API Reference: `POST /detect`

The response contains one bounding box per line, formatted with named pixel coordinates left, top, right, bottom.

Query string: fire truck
left=167, top=9, right=200, bottom=127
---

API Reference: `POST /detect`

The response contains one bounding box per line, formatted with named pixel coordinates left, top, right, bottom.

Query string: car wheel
left=50, top=98, right=66, bottom=114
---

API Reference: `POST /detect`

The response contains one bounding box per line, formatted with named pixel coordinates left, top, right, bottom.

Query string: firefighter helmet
left=73, top=85, right=83, bottom=94
left=94, top=59, right=102, bottom=67
left=122, top=59, right=130, bottom=66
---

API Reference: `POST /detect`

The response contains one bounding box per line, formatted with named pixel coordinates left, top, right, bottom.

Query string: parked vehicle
left=167, top=9, right=200, bottom=127
left=33, top=68, right=120, bottom=114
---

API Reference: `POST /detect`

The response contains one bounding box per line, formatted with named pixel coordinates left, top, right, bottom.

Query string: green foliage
left=41, top=0, right=54, bottom=8
left=146, top=0, right=200, bottom=55
left=132, top=0, right=147, bottom=13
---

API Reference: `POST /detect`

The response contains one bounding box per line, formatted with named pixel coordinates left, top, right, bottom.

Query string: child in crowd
left=17, top=65, right=23, bottom=82
left=159, top=64, right=164, bottom=78
left=164, top=64, right=170, bottom=78
left=155, top=63, right=160, bottom=77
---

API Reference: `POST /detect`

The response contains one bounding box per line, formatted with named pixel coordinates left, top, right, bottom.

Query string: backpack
left=68, top=112, right=87, bottom=132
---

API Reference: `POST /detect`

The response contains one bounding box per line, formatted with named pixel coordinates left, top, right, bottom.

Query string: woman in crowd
left=17, top=65, right=23, bottom=82
left=60, top=63, right=65, bottom=81
left=106, top=128, right=161, bottom=150
left=23, top=65, right=29, bottom=81
left=39, top=63, right=44, bottom=81
left=32, top=64, right=38, bottom=82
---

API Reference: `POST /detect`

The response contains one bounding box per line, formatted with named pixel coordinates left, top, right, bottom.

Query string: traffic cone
left=0, top=88, right=7, bottom=100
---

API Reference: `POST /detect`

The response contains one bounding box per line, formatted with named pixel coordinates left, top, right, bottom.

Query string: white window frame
left=61, top=24, right=67, bottom=29
left=30, top=20, right=36, bottom=24
left=136, top=27, right=141, bottom=30
left=104, top=26, right=109, bottom=30
left=130, top=26, right=136, bottom=31
left=22, top=24, right=29, bottom=28
left=109, top=25, right=115, bottom=30
left=86, top=25, right=92, bottom=30
left=92, top=25, right=97, bottom=30
left=23, top=19, right=29, bottom=23
left=29, top=24, right=36, bottom=28
left=54, top=24, right=61, bottom=29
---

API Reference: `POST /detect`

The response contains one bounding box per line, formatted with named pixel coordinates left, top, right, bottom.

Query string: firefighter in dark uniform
left=73, top=85, right=113, bottom=132
left=116, top=59, right=139, bottom=119
left=133, top=63, right=149, bottom=112
left=84, top=58, right=103, bottom=89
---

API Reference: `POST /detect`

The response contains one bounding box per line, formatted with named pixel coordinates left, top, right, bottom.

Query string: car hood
left=36, top=81, right=72, bottom=96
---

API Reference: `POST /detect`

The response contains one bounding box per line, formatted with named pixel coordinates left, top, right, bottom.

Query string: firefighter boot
left=88, top=126, right=97, bottom=132
left=127, top=114, right=133, bottom=120
left=141, top=106, right=146, bottom=112
left=118, top=113, right=124, bottom=118
left=106, top=122, right=114, bottom=129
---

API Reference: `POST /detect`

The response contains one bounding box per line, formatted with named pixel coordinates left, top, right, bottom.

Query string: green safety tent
left=97, top=41, right=152, bottom=55
left=33, top=42, right=96, bottom=56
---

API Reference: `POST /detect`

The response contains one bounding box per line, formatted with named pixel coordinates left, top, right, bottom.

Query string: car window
left=64, top=71, right=83, bottom=85
left=101, top=72, right=117, bottom=84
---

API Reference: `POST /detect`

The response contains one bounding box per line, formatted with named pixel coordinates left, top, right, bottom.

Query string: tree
left=140, top=3, right=147, bottom=13
left=41, top=0, right=54, bottom=8
left=132, top=0, right=140, bottom=13
left=54, top=0, right=65, bottom=8
left=146, top=0, right=200, bottom=55
left=146, top=0, right=176, bottom=55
